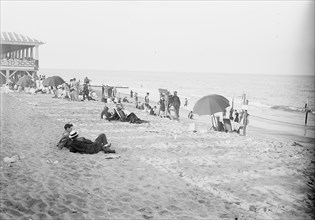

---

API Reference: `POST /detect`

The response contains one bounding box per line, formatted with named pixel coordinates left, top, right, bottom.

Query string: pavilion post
left=30, top=47, right=34, bottom=59
left=6, top=70, right=10, bottom=83
left=35, top=46, right=39, bottom=60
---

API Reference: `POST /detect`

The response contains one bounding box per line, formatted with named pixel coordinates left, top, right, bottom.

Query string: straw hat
left=69, top=130, right=78, bottom=139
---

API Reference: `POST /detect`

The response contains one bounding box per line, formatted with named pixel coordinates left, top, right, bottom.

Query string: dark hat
left=64, top=123, right=73, bottom=130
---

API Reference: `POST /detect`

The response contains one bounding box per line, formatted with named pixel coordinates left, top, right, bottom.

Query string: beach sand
left=1, top=90, right=314, bottom=220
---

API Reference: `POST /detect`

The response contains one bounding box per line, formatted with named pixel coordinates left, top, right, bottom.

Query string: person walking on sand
left=57, top=123, right=73, bottom=149
left=68, top=131, right=115, bottom=154
left=173, top=91, right=181, bottom=119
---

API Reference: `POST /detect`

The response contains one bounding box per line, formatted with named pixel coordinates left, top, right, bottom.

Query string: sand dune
left=1, top=91, right=314, bottom=219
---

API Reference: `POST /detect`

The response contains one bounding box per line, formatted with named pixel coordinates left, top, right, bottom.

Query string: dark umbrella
left=16, top=75, right=34, bottom=87
left=193, top=94, right=230, bottom=130
left=43, top=76, right=65, bottom=87
left=193, top=94, right=230, bottom=116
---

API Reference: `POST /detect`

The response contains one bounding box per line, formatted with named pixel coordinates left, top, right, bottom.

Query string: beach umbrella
left=16, top=75, right=34, bottom=87
left=193, top=94, right=230, bottom=116
left=43, top=76, right=65, bottom=87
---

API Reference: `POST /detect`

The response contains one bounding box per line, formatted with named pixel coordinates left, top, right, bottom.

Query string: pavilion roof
left=1, top=32, right=44, bottom=46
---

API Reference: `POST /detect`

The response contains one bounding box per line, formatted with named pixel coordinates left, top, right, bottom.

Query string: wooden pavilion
left=0, top=32, right=44, bottom=84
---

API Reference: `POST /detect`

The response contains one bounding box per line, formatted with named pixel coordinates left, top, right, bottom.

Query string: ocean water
left=39, top=69, right=315, bottom=137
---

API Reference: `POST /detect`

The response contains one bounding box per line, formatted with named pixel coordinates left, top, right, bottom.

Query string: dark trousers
left=94, top=133, right=108, bottom=146
left=83, top=92, right=89, bottom=100
left=174, top=105, right=180, bottom=119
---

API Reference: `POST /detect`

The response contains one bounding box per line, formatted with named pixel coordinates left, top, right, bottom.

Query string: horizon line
left=39, top=67, right=314, bottom=77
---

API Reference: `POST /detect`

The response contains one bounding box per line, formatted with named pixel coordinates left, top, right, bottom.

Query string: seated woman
left=122, top=97, right=130, bottom=103
left=117, top=105, right=147, bottom=124
left=101, top=105, right=112, bottom=119
left=101, top=105, right=120, bottom=121
left=90, top=91, right=98, bottom=101
left=114, top=105, right=127, bottom=121
left=136, top=102, right=145, bottom=110
left=150, top=106, right=157, bottom=116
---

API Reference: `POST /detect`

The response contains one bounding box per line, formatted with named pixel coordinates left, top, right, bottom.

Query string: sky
left=1, top=1, right=314, bottom=75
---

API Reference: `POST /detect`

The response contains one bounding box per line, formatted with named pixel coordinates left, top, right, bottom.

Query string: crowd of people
left=3, top=74, right=251, bottom=156
left=131, top=90, right=182, bottom=121
left=3, top=74, right=99, bottom=102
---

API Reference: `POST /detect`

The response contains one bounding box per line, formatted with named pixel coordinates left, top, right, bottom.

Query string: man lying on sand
left=68, top=130, right=115, bottom=154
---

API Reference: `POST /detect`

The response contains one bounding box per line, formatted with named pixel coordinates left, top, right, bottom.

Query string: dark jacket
left=173, top=95, right=181, bottom=107
left=69, top=137, right=102, bottom=154
left=101, top=106, right=112, bottom=119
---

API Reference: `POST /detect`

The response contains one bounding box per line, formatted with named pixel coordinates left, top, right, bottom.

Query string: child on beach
left=188, top=111, right=194, bottom=119
left=184, top=98, right=188, bottom=107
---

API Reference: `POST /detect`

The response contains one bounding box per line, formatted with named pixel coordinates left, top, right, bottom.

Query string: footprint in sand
left=165, top=204, right=182, bottom=212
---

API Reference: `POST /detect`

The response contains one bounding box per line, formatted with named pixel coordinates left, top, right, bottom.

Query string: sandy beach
left=1, top=90, right=314, bottom=220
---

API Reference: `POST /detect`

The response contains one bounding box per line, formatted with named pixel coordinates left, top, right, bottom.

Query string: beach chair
left=223, top=118, right=233, bottom=132
left=113, top=107, right=127, bottom=121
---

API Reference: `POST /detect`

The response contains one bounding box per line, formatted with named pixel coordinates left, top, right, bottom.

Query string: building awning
left=1, top=32, right=44, bottom=46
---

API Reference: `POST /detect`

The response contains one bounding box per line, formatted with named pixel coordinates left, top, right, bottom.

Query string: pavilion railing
left=0, top=58, right=38, bottom=68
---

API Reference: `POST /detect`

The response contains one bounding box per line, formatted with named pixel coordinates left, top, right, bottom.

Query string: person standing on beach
left=229, top=108, right=234, bottom=120
left=130, top=90, right=133, bottom=98
left=145, top=92, right=150, bottom=107
left=158, top=95, right=166, bottom=117
left=164, top=91, right=170, bottom=117
left=84, top=76, right=90, bottom=85
left=82, top=83, right=90, bottom=100
left=234, top=110, right=239, bottom=123
left=113, top=87, right=117, bottom=97
left=240, top=110, right=249, bottom=136
left=57, top=123, right=73, bottom=149
left=68, top=131, right=115, bottom=154
left=173, top=91, right=181, bottom=119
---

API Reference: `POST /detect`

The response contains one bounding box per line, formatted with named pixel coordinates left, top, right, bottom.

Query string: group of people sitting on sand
left=101, top=103, right=146, bottom=124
